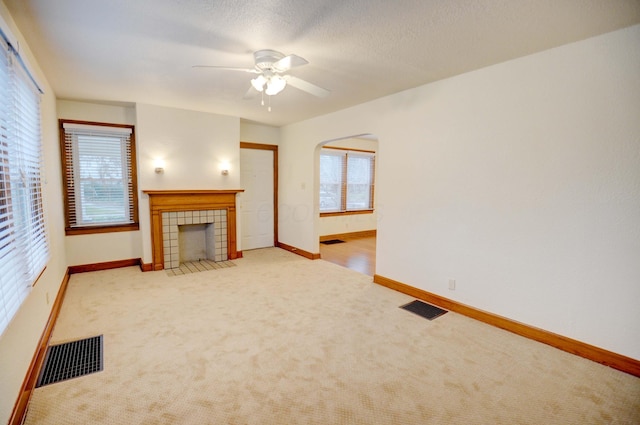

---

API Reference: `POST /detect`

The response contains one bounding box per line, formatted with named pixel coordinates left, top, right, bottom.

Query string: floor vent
left=320, top=239, right=345, bottom=245
left=400, top=300, right=448, bottom=320
left=36, top=335, right=103, bottom=387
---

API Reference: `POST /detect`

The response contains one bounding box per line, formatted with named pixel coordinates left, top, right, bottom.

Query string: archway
left=314, top=134, right=379, bottom=276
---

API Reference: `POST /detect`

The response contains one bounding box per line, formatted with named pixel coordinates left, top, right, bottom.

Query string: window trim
left=59, top=119, right=139, bottom=235
left=320, top=209, right=374, bottom=218
left=319, top=146, right=376, bottom=215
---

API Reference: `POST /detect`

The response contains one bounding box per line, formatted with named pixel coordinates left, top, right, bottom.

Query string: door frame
left=240, top=142, right=279, bottom=246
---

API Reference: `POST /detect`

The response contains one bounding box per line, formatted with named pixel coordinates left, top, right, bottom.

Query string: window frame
left=319, top=146, right=375, bottom=217
left=59, top=119, right=139, bottom=235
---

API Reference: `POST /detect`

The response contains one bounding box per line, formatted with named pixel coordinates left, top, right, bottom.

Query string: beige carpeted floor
left=24, top=248, right=640, bottom=424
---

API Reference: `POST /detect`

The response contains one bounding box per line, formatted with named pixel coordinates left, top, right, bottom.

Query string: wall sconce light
left=154, top=159, right=165, bottom=174
left=220, top=161, right=230, bottom=176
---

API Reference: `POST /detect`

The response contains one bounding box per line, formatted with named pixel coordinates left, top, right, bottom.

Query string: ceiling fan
left=194, top=49, right=330, bottom=111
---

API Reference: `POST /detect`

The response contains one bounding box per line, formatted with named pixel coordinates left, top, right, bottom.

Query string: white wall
left=279, top=25, right=640, bottom=360
left=0, top=4, right=68, bottom=422
left=56, top=100, right=142, bottom=266
left=318, top=212, right=377, bottom=237
left=57, top=99, right=136, bottom=124
left=240, top=120, right=280, bottom=145
left=135, top=103, right=241, bottom=261
left=319, top=137, right=378, bottom=237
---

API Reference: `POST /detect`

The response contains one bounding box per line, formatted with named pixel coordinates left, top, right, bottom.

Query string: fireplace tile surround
left=162, top=209, right=227, bottom=269
left=144, top=190, right=243, bottom=271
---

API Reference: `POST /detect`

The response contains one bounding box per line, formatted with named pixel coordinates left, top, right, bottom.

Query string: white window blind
left=346, top=151, right=375, bottom=210
left=0, top=29, right=48, bottom=335
left=319, top=149, right=345, bottom=211
left=61, top=122, right=137, bottom=228
left=319, top=148, right=375, bottom=212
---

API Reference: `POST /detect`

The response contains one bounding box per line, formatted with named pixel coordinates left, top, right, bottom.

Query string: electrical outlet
left=448, top=279, right=456, bottom=290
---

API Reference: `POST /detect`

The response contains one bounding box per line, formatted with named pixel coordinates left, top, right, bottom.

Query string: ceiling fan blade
left=285, top=76, right=330, bottom=98
left=243, top=85, right=260, bottom=99
left=192, top=65, right=259, bottom=74
left=272, top=54, right=308, bottom=72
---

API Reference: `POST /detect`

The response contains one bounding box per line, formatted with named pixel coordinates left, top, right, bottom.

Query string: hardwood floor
left=319, top=235, right=376, bottom=276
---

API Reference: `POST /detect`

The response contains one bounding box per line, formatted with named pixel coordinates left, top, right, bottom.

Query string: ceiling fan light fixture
left=265, top=75, right=286, bottom=96
left=251, top=75, right=266, bottom=92
left=195, top=49, right=329, bottom=112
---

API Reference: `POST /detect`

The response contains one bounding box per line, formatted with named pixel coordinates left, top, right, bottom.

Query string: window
left=0, top=28, right=49, bottom=335
left=319, top=148, right=375, bottom=213
left=60, top=120, right=139, bottom=235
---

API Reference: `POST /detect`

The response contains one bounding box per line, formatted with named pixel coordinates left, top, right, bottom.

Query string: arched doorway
left=315, top=134, right=378, bottom=276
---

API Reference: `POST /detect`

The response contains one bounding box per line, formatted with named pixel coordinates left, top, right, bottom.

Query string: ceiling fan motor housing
left=254, top=49, right=285, bottom=71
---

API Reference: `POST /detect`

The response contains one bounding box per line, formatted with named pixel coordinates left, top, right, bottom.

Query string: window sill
left=65, top=223, right=140, bottom=236
left=320, top=210, right=374, bottom=218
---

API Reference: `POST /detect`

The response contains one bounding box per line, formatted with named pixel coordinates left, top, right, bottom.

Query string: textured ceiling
left=4, top=0, right=640, bottom=126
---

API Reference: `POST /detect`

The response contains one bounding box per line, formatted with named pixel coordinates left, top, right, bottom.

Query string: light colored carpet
left=24, top=248, right=640, bottom=424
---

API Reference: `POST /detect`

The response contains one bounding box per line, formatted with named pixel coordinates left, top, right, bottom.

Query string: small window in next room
left=319, top=147, right=375, bottom=214
left=59, top=120, right=139, bottom=235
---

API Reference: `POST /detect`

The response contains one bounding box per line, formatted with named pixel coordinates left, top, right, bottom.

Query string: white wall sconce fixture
left=154, top=159, right=165, bottom=174
left=220, top=161, right=230, bottom=176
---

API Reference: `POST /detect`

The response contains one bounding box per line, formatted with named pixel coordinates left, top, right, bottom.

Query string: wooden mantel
left=144, top=190, right=244, bottom=271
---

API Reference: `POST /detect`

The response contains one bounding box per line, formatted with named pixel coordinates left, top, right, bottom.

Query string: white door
left=240, top=148, right=275, bottom=250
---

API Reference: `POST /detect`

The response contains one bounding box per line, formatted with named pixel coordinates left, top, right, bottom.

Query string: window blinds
left=346, top=151, right=375, bottom=211
left=61, top=122, right=135, bottom=227
left=0, top=30, right=48, bottom=335
left=319, top=149, right=346, bottom=212
left=319, top=148, right=375, bottom=212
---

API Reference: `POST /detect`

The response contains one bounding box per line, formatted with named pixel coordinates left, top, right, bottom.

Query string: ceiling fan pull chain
left=268, top=95, right=272, bottom=112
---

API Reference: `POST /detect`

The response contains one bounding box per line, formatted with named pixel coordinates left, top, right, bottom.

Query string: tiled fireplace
left=144, top=190, right=243, bottom=271
left=162, top=209, right=227, bottom=269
